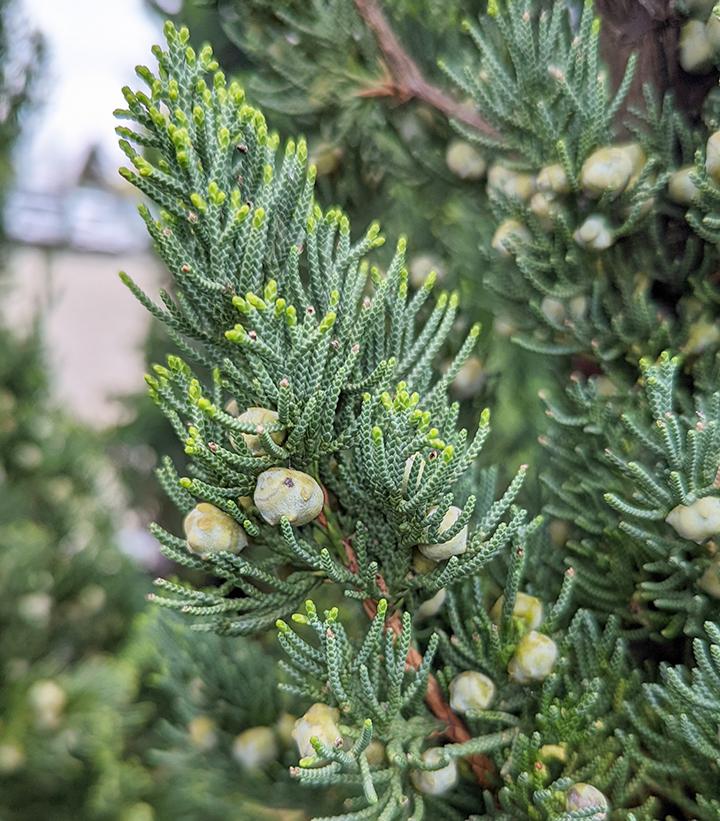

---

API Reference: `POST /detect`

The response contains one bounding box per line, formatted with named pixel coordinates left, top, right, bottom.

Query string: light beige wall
left=3, top=244, right=164, bottom=428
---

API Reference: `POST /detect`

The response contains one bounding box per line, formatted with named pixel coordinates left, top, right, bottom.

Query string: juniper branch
left=342, top=537, right=496, bottom=787
left=352, top=0, right=499, bottom=137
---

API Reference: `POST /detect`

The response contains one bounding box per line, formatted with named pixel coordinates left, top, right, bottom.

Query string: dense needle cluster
left=113, top=3, right=720, bottom=818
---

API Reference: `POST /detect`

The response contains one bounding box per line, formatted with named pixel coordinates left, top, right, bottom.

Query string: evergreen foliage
left=0, top=5, right=153, bottom=817
left=0, top=327, right=152, bottom=820
left=157, top=0, right=557, bottom=468
left=628, top=620, right=720, bottom=820
left=541, top=351, right=720, bottom=637
left=117, top=22, right=527, bottom=640
left=125, top=609, right=313, bottom=820
left=115, top=2, right=720, bottom=818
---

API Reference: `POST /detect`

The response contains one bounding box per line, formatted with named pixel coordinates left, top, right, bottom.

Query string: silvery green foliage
left=442, top=0, right=718, bottom=373
left=276, top=599, right=460, bottom=819
left=116, top=7, right=720, bottom=818
left=442, top=0, right=635, bottom=163
left=117, top=22, right=528, bottom=637
left=435, top=546, right=657, bottom=819
left=626, top=620, right=720, bottom=820
left=130, top=609, right=314, bottom=820
left=540, top=352, right=720, bottom=637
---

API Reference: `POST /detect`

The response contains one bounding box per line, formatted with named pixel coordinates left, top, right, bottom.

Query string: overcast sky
left=18, top=0, right=169, bottom=191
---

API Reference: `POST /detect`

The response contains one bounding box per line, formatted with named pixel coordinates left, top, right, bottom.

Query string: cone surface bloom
left=448, top=671, right=495, bottom=714
left=487, top=164, right=535, bottom=200
left=183, top=502, right=248, bottom=556
left=668, top=166, right=700, bottom=205
left=706, top=130, right=720, bottom=184
left=408, top=253, right=445, bottom=289
left=680, top=19, right=717, bottom=74
left=418, top=505, right=468, bottom=561
left=365, top=740, right=386, bottom=766
left=188, top=715, right=218, bottom=751
left=416, top=587, right=447, bottom=620
left=507, top=630, right=558, bottom=683
left=236, top=406, right=285, bottom=455
left=566, top=782, right=610, bottom=820
left=665, top=496, right=720, bottom=543
left=18, top=592, right=52, bottom=625
left=580, top=145, right=643, bottom=197
left=540, top=297, right=565, bottom=325
left=275, top=712, right=297, bottom=747
left=410, top=748, right=458, bottom=796
left=536, top=163, right=569, bottom=194
left=254, top=467, right=324, bottom=526
left=491, top=218, right=531, bottom=256
left=698, top=553, right=720, bottom=598
left=0, top=743, right=24, bottom=774
left=574, top=214, right=614, bottom=250
left=292, top=703, right=342, bottom=758
left=445, top=139, right=486, bottom=180
left=28, top=680, right=66, bottom=729
left=232, top=726, right=278, bottom=769
left=529, top=191, right=558, bottom=227
left=490, top=592, right=544, bottom=631
left=450, top=355, right=484, bottom=399
left=684, top=319, right=720, bottom=354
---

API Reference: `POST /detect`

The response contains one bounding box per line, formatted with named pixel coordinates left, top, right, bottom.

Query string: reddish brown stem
left=353, top=0, right=500, bottom=138
left=343, top=538, right=495, bottom=787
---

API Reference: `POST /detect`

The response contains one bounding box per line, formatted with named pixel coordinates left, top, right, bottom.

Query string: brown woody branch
left=353, top=0, right=500, bottom=138
left=595, top=0, right=715, bottom=122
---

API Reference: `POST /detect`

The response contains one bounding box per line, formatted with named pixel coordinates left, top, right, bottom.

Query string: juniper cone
left=113, top=0, right=720, bottom=815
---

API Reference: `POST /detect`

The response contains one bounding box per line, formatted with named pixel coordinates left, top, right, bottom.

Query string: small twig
left=319, top=487, right=495, bottom=785
left=343, top=538, right=495, bottom=788
left=353, top=0, right=499, bottom=138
